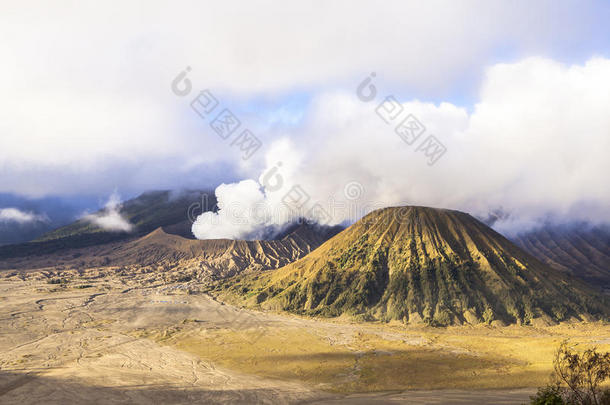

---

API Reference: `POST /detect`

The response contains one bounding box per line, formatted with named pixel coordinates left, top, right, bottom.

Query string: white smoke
left=192, top=139, right=313, bottom=240
left=191, top=180, right=271, bottom=240
left=84, top=191, right=133, bottom=232
left=192, top=56, right=610, bottom=239
left=0, top=208, right=48, bottom=224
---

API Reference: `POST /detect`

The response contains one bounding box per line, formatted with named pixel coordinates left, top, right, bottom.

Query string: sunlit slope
left=222, top=206, right=609, bottom=325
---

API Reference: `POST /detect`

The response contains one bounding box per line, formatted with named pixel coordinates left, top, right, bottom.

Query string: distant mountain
left=0, top=223, right=343, bottom=279
left=0, top=190, right=216, bottom=259
left=219, top=206, right=609, bottom=326
left=512, top=224, right=610, bottom=291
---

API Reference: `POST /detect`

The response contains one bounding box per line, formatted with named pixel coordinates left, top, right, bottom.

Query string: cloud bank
left=1, top=1, right=609, bottom=197
left=1, top=2, right=608, bottom=238
left=193, top=57, right=610, bottom=238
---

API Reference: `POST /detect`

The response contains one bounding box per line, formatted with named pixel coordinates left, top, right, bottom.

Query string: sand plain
left=0, top=267, right=608, bottom=404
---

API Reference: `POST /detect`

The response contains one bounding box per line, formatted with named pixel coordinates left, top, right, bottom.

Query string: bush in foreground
left=531, top=341, right=610, bottom=405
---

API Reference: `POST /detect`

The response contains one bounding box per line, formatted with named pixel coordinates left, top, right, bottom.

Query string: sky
left=1, top=1, right=610, bottom=241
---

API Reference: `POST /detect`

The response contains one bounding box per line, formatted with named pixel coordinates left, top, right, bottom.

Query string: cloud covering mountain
left=1, top=1, right=609, bottom=238
left=193, top=57, right=610, bottom=238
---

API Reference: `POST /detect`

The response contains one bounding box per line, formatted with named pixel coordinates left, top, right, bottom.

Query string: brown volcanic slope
left=512, top=224, right=610, bottom=291
left=0, top=223, right=341, bottom=279
left=108, top=223, right=341, bottom=277
left=220, top=207, right=609, bottom=326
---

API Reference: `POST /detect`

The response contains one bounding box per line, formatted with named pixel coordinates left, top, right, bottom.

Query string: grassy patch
left=151, top=322, right=610, bottom=393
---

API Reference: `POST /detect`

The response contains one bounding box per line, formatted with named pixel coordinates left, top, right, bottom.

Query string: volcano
left=221, top=206, right=609, bottom=326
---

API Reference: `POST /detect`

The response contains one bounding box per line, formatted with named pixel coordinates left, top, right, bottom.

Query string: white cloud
left=193, top=57, right=610, bottom=238
left=193, top=180, right=263, bottom=240
left=0, top=1, right=606, bottom=196
left=84, top=192, right=134, bottom=232
left=0, top=2, right=608, bottom=236
left=0, top=208, right=48, bottom=224
left=192, top=179, right=298, bottom=240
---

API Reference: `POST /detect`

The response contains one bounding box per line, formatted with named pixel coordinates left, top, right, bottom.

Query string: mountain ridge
left=0, top=190, right=216, bottom=259
left=512, top=223, right=610, bottom=291
left=0, top=222, right=342, bottom=279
